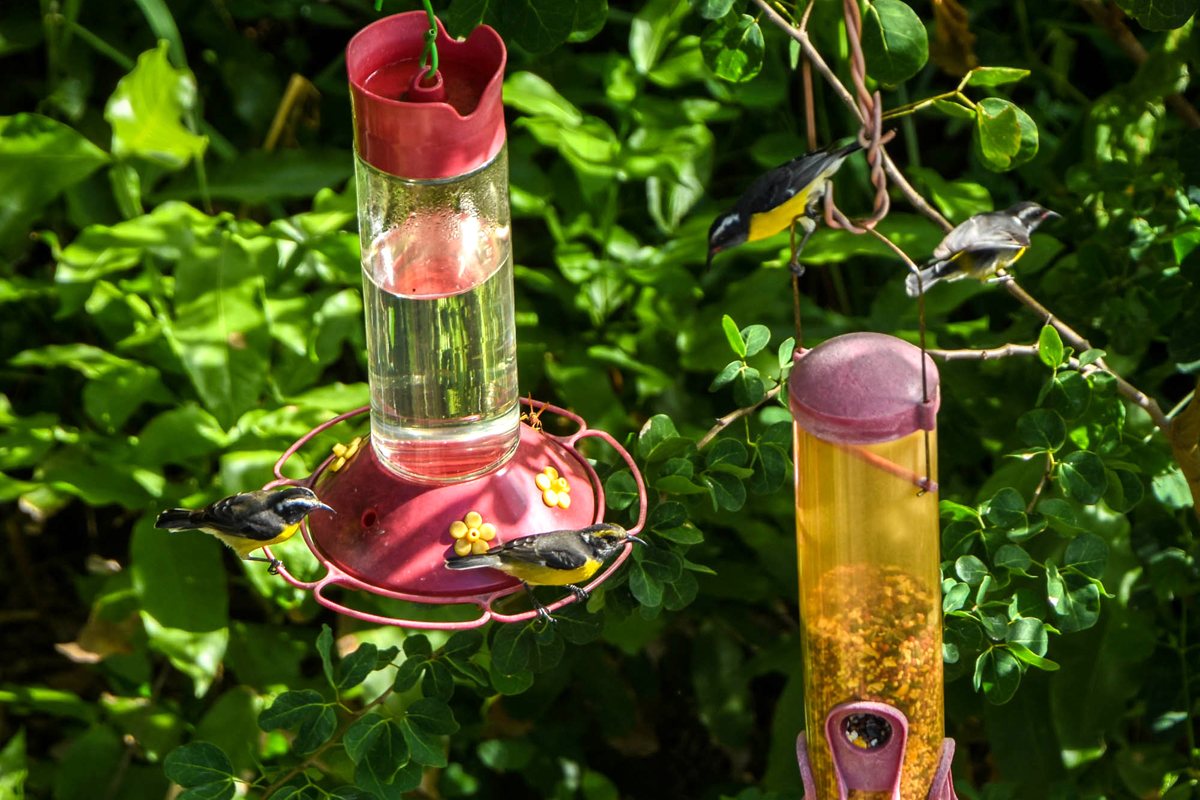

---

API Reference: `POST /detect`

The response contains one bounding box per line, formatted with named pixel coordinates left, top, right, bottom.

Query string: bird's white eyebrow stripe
left=712, top=213, right=741, bottom=239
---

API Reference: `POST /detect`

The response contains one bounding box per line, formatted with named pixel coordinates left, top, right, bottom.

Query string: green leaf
left=501, top=0, right=578, bottom=54
left=570, top=0, right=608, bottom=42
left=629, top=562, right=665, bottom=606
left=164, top=742, right=233, bottom=788
left=443, top=630, right=484, bottom=661
left=1064, top=533, right=1107, bottom=579
left=956, top=555, right=989, bottom=586
left=942, top=519, right=979, bottom=560
left=933, top=98, right=976, bottom=120
left=647, top=501, right=688, bottom=531
left=700, top=13, right=764, bottom=83
left=344, top=714, right=396, bottom=767
left=861, top=0, right=929, bottom=85
left=705, top=438, right=748, bottom=468
left=740, top=324, right=770, bottom=357
left=720, top=314, right=746, bottom=357
left=445, top=0, right=492, bottom=38
left=1006, top=618, right=1049, bottom=657
left=973, top=98, right=1038, bottom=171
left=1058, top=451, right=1107, bottom=504
left=701, top=470, right=746, bottom=512
left=1038, top=498, right=1079, bottom=532
left=1053, top=371, right=1091, bottom=419
left=347, top=716, right=410, bottom=795
left=491, top=622, right=533, bottom=675
left=1115, top=0, right=1199, bottom=30
left=604, top=470, right=639, bottom=510
left=0, top=729, right=27, bottom=800
left=178, top=784, right=236, bottom=800
left=420, top=659, right=452, bottom=699
left=964, top=66, right=1031, bottom=87
left=338, top=643, right=379, bottom=692
left=1007, top=641, right=1060, bottom=671
left=487, top=658, right=533, bottom=696
left=943, top=582, right=970, bottom=612
left=779, top=337, right=796, bottom=370
left=1046, top=564, right=1101, bottom=633
left=689, top=0, right=734, bottom=19
left=747, top=442, right=788, bottom=495
left=407, top=698, right=459, bottom=735
left=554, top=602, right=605, bottom=644
left=709, top=360, right=741, bottom=391
left=0, top=113, right=110, bottom=247
left=732, top=367, right=765, bottom=407
left=986, top=487, right=1028, bottom=529
left=153, top=148, right=352, bottom=204
left=316, top=625, right=334, bottom=690
left=258, top=691, right=326, bottom=731
left=1104, top=467, right=1145, bottom=513
left=995, top=544, right=1033, bottom=575
left=974, top=647, right=1021, bottom=704
left=105, top=42, right=207, bottom=169
left=293, top=706, right=337, bottom=755
left=1038, top=325, right=1065, bottom=368
left=638, top=414, right=680, bottom=459
left=400, top=718, right=447, bottom=768
left=1078, top=348, right=1106, bottom=367
left=1017, top=409, right=1066, bottom=451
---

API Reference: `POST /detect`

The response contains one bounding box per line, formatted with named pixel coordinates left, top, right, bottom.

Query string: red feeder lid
left=788, top=332, right=939, bottom=445
left=347, top=12, right=506, bottom=180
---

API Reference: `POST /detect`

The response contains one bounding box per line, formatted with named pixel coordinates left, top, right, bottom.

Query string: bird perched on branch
left=155, top=486, right=333, bottom=574
left=707, top=138, right=864, bottom=275
left=444, top=523, right=646, bottom=621
left=905, top=201, right=1060, bottom=297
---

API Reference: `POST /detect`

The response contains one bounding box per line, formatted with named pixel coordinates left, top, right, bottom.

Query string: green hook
left=370, top=0, right=438, bottom=80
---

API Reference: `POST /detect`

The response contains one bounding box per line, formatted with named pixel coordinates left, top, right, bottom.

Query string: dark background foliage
left=2, top=0, right=1200, bottom=799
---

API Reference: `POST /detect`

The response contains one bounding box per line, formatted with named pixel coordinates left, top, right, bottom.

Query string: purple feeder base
left=261, top=399, right=646, bottom=629
left=796, top=701, right=958, bottom=800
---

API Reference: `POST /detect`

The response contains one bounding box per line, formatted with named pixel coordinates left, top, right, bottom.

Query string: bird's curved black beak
left=1043, top=210, right=1062, bottom=223
left=314, top=502, right=335, bottom=514
left=626, top=535, right=648, bottom=546
left=706, top=249, right=716, bottom=271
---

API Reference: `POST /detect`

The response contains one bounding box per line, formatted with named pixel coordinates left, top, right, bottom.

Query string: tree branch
left=698, top=384, right=783, bottom=450
left=1076, top=0, right=1200, bottom=129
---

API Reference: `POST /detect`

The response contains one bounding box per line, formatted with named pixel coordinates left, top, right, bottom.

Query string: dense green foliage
left=3, top=0, right=1200, bottom=798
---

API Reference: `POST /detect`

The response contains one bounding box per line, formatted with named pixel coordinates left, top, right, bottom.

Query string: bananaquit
left=905, top=201, right=1060, bottom=296
left=707, top=139, right=864, bottom=275
left=155, top=486, right=333, bottom=573
left=445, top=523, right=646, bottom=621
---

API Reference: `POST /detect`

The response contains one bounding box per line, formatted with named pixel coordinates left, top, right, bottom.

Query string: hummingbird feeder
left=789, top=332, right=956, bottom=799
left=261, top=11, right=646, bottom=630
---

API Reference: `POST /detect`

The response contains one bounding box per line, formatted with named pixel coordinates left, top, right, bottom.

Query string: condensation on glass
left=794, top=427, right=943, bottom=800
left=357, top=146, right=518, bottom=484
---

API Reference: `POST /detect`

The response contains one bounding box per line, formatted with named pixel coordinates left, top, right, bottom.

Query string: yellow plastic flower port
left=536, top=466, right=572, bottom=509
left=449, top=511, right=496, bottom=555
left=327, top=436, right=365, bottom=475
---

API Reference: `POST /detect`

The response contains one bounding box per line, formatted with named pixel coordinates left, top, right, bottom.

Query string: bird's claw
left=986, top=272, right=1014, bottom=284
left=267, top=559, right=283, bottom=575
left=567, top=585, right=589, bottom=603
left=788, top=258, right=806, bottom=278
left=535, top=604, right=556, bottom=625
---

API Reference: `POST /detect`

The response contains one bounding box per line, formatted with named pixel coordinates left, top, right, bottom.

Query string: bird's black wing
left=490, top=532, right=592, bottom=571
left=200, top=491, right=283, bottom=540
left=733, top=152, right=833, bottom=217
left=932, top=213, right=1031, bottom=260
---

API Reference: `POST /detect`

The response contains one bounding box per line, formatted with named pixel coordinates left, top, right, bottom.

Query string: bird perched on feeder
left=155, top=486, right=333, bottom=574
left=706, top=138, right=864, bottom=275
left=444, top=522, right=646, bottom=621
left=904, top=201, right=1060, bottom=297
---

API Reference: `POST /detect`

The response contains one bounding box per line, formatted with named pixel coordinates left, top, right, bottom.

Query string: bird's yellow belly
left=505, top=561, right=601, bottom=586
left=212, top=523, right=301, bottom=560
left=962, top=247, right=1026, bottom=280
left=747, top=188, right=814, bottom=242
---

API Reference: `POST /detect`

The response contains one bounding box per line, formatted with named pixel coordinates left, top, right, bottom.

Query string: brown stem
left=1026, top=452, right=1055, bottom=513
left=1076, top=0, right=1200, bottom=129
left=698, top=384, right=783, bottom=450
left=928, top=344, right=1040, bottom=360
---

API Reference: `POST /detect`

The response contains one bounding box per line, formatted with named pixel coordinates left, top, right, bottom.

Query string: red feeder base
left=262, top=400, right=646, bottom=629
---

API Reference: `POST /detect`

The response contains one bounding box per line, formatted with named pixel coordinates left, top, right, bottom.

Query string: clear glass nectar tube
left=357, top=146, right=519, bottom=484
left=794, top=427, right=943, bottom=799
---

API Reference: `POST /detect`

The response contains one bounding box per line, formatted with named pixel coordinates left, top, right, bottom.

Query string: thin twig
left=928, top=344, right=1039, bottom=360
left=1026, top=452, right=1055, bottom=513
left=698, top=385, right=783, bottom=450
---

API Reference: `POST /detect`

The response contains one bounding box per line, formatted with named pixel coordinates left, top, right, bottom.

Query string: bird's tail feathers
left=445, top=553, right=504, bottom=570
left=155, top=508, right=201, bottom=530
left=905, top=260, right=956, bottom=298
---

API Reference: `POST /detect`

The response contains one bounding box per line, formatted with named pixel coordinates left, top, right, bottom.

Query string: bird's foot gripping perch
left=244, top=555, right=285, bottom=575
left=522, top=581, right=556, bottom=624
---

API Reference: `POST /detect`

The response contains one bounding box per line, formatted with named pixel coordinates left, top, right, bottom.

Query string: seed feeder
left=789, top=332, right=956, bottom=799
left=260, top=11, right=645, bottom=630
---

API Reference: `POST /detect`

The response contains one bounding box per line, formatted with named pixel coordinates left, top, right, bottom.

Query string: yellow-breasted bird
left=444, top=522, right=646, bottom=621
left=707, top=138, right=864, bottom=275
left=904, top=201, right=1060, bottom=297
left=155, top=487, right=333, bottom=574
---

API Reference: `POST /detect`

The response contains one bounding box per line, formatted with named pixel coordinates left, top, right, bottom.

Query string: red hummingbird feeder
left=260, top=11, right=646, bottom=630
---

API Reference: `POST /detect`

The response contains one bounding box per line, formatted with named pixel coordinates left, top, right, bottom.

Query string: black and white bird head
left=579, top=523, right=647, bottom=560
left=1006, top=201, right=1060, bottom=232
left=271, top=486, right=334, bottom=524
left=706, top=211, right=749, bottom=270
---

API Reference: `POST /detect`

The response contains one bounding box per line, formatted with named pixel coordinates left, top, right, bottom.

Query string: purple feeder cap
left=789, top=332, right=940, bottom=445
